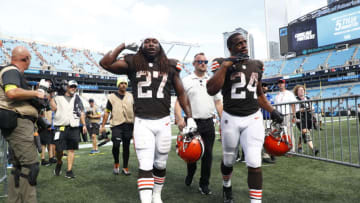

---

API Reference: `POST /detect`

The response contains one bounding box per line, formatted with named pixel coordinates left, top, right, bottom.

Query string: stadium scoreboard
left=280, top=5, right=360, bottom=56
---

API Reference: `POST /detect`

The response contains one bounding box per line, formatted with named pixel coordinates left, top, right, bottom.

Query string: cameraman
left=100, top=77, right=134, bottom=175
left=50, top=80, right=87, bottom=179
left=0, top=46, right=44, bottom=203
left=87, top=98, right=101, bottom=154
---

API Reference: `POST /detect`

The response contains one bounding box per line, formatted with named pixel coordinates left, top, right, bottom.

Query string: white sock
left=249, top=189, right=262, bottom=203
left=223, top=174, right=232, bottom=187
left=138, top=177, right=154, bottom=203
left=139, top=190, right=152, bottom=203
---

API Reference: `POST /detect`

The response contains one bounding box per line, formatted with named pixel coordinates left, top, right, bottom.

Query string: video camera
left=29, top=79, right=51, bottom=112
left=49, top=78, right=68, bottom=96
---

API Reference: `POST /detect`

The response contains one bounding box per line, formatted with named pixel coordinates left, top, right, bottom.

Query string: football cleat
left=176, top=131, right=204, bottom=163
left=263, top=123, right=293, bottom=156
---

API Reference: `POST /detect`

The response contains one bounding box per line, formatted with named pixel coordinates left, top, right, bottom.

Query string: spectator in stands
left=174, top=52, right=222, bottom=195
left=87, top=98, right=101, bottom=154
left=293, top=85, right=319, bottom=156
left=1, top=46, right=44, bottom=203
left=100, top=77, right=134, bottom=175
left=274, top=79, right=297, bottom=154
left=50, top=80, right=87, bottom=179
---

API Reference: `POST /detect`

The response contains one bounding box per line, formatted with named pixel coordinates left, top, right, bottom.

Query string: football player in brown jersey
left=207, top=33, right=283, bottom=203
left=100, top=38, right=197, bottom=203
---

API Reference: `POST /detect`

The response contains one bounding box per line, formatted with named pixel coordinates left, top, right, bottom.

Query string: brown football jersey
left=124, top=54, right=181, bottom=119
left=212, top=58, right=264, bottom=116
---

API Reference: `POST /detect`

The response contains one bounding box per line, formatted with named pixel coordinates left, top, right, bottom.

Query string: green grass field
left=1, top=123, right=360, bottom=203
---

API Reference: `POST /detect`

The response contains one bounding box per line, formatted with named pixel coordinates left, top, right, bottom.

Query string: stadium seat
left=264, top=60, right=283, bottom=77
left=302, top=51, right=330, bottom=72
left=281, top=56, right=305, bottom=75
left=327, top=47, right=356, bottom=68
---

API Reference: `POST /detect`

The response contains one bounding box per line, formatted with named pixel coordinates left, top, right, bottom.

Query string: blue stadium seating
left=34, top=43, right=72, bottom=71
left=1, top=39, right=42, bottom=68
left=302, top=51, right=330, bottom=72
left=264, top=60, right=283, bottom=77
left=0, top=49, right=7, bottom=65
left=281, top=56, right=305, bottom=75
left=327, top=47, right=356, bottom=68
left=349, top=84, right=360, bottom=95
left=306, top=89, right=320, bottom=98
left=354, top=46, right=360, bottom=60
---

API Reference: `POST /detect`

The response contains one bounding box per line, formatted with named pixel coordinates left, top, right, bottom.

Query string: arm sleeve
left=78, top=99, right=85, bottom=112
left=214, top=91, right=222, bottom=101
left=2, top=69, right=21, bottom=87
left=105, top=100, right=112, bottom=112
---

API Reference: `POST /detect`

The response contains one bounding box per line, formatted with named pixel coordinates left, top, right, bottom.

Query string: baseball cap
left=278, top=79, right=285, bottom=84
left=89, top=98, right=94, bottom=103
left=68, top=80, right=78, bottom=87
left=116, top=77, right=128, bottom=87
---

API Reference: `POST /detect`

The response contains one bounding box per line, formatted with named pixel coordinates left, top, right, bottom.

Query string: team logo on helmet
left=264, top=123, right=292, bottom=156
left=176, top=131, right=205, bottom=163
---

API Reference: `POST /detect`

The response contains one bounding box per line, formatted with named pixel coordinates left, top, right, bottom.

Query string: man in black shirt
left=207, top=33, right=283, bottom=203
left=1, top=46, right=45, bottom=203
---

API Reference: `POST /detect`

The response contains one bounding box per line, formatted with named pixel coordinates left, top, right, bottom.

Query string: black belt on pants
left=194, top=118, right=213, bottom=123
left=18, top=114, right=37, bottom=123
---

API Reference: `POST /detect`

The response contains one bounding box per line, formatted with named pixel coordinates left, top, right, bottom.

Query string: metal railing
left=270, top=95, right=360, bottom=167
left=0, top=129, right=8, bottom=197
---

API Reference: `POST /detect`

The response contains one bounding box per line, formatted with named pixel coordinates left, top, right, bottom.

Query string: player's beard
left=143, top=51, right=158, bottom=62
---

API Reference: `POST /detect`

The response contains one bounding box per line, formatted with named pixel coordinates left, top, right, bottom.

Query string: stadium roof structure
left=289, top=0, right=360, bottom=25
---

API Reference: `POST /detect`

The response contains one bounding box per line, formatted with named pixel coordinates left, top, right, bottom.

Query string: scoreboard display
left=317, top=5, right=360, bottom=46
left=287, top=18, right=318, bottom=54
left=280, top=5, right=360, bottom=55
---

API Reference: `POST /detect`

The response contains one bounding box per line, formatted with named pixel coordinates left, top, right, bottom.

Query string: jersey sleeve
left=169, top=59, right=182, bottom=73
left=255, top=60, right=264, bottom=81
left=2, top=69, right=21, bottom=87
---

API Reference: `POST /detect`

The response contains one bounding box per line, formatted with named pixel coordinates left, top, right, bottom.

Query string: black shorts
left=296, top=117, right=314, bottom=130
left=54, top=126, right=80, bottom=152
left=111, top=123, right=134, bottom=143
left=50, top=129, right=55, bottom=144
left=39, top=128, right=51, bottom=145
left=89, top=123, right=100, bottom=135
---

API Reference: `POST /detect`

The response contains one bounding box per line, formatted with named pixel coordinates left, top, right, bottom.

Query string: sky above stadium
left=0, top=0, right=326, bottom=61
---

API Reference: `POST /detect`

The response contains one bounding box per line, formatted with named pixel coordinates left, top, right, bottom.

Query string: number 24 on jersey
left=230, top=72, right=258, bottom=99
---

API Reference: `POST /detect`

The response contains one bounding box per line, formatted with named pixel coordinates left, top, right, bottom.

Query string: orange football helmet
left=264, top=124, right=292, bottom=156
left=176, top=131, right=204, bottom=163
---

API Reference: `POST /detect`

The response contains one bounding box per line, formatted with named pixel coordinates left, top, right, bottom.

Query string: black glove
left=270, top=109, right=284, bottom=124
left=224, top=52, right=249, bottom=64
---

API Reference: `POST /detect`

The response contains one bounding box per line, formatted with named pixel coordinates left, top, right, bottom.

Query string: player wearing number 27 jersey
left=99, top=38, right=197, bottom=203
left=207, top=33, right=283, bottom=203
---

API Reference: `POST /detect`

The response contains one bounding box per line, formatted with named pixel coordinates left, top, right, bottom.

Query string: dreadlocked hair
left=133, top=44, right=170, bottom=74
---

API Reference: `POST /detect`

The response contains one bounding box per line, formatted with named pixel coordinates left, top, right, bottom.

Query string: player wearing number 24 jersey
left=99, top=38, right=197, bottom=203
left=207, top=33, right=283, bottom=203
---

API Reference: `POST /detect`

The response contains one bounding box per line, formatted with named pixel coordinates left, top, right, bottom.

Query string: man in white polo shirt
left=175, top=52, right=222, bottom=195
left=274, top=79, right=297, bottom=153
